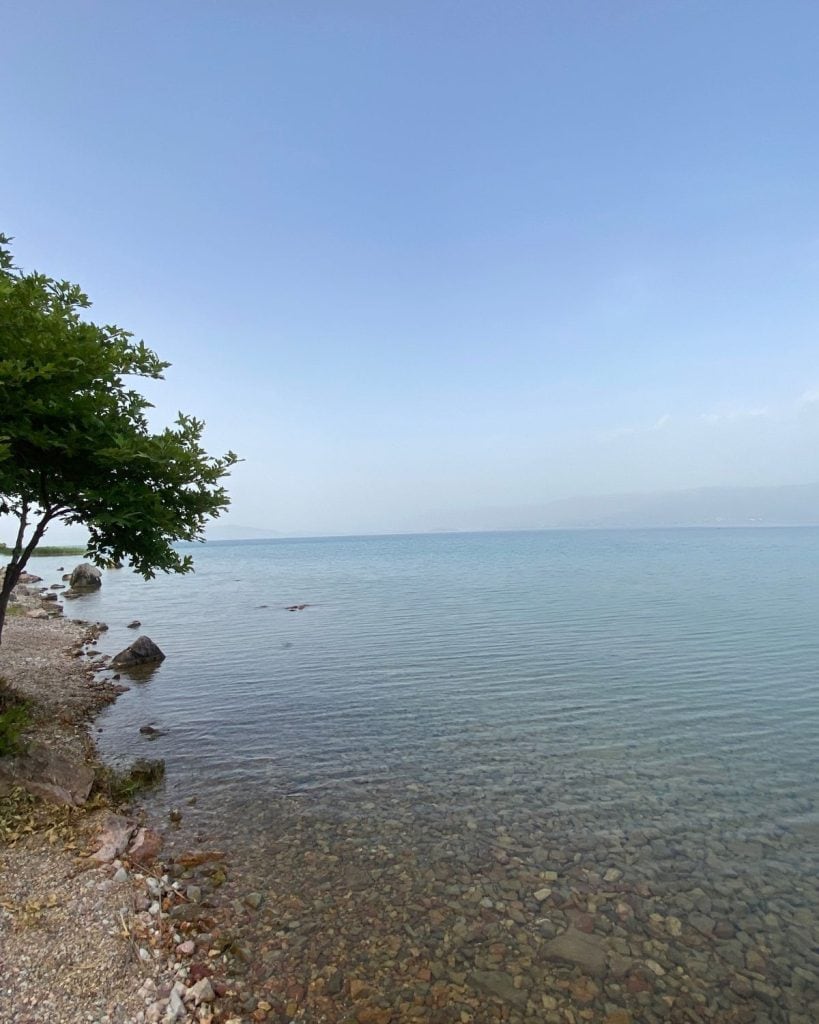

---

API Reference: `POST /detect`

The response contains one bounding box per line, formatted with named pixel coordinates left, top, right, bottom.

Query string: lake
left=34, top=529, right=819, bottom=1022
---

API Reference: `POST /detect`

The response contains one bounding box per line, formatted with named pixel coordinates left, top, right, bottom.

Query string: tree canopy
left=0, top=233, right=239, bottom=640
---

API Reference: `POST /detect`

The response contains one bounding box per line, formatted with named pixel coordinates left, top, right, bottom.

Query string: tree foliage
left=0, top=233, right=239, bottom=641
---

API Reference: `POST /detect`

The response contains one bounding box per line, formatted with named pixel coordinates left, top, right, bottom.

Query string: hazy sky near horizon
left=3, top=1, right=819, bottom=538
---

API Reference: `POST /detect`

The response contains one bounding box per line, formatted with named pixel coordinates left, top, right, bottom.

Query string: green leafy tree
left=0, top=234, right=239, bottom=642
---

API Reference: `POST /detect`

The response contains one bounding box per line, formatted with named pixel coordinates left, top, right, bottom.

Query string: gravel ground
left=0, top=615, right=150, bottom=1023
left=0, top=614, right=241, bottom=1024
left=0, top=836, right=149, bottom=1023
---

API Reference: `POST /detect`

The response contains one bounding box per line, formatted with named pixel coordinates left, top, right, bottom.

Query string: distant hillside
left=443, top=483, right=819, bottom=532
left=204, top=523, right=284, bottom=541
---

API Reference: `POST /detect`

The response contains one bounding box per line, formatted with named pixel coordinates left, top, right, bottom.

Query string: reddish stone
left=128, top=827, right=163, bottom=866
left=604, top=1011, right=632, bottom=1024
left=188, top=962, right=214, bottom=984
left=570, top=977, right=599, bottom=1005
left=349, top=979, right=370, bottom=1000
left=174, top=849, right=227, bottom=868
left=286, top=983, right=305, bottom=1004
left=356, top=1007, right=393, bottom=1024
left=570, top=912, right=595, bottom=934
left=626, top=972, right=652, bottom=995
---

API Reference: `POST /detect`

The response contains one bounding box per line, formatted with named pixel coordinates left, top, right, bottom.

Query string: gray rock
left=166, top=988, right=185, bottom=1021
left=471, top=970, right=528, bottom=1009
left=169, top=903, right=204, bottom=923
left=90, top=812, right=137, bottom=863
left=690, top=913, right=716, bottom=937
left=187, top=977, right=215, bottom=1004
left=543, top=927, right=608, bottom=976
left=139, top=724, right=166, bottom=737
left=0, top=743, right=95, bottom=805
left=69, top=563, right=102, bottom=588
left=111, top=635, right=166, bottom=668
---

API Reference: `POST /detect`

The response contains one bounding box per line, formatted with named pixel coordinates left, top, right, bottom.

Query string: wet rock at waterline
left=16, top=571, right=42, bottom=584
left=127, top=825, right=163, bottom=866
left=111, top=635, right=166, bottom=668
left=139, top=723, right=168, bottom=739
left=69, top=562, right=102, bottom=588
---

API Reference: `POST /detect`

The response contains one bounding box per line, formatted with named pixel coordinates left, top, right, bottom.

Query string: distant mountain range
left=204, top=523, right=283, bottom=541
left=437, top=482, right=819, bottom=532
left=207, top=483, right=819, bottom=540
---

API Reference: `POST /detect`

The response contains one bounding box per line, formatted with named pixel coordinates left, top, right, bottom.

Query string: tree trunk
left=0, top=505, right=53, bottom=645
left=0, top=561, right=21, bottom=645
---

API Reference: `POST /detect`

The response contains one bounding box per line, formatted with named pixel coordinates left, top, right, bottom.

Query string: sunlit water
left=31, top=529, right=819, bottom=1021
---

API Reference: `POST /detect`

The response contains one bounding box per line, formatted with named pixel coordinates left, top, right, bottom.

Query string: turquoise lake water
left=32, top=528, right=819, bottom=1021
left=77, top=528, right=819, bottom=824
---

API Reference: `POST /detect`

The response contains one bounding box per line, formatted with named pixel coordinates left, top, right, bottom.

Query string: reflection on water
left=36, top=529, right=819, bottom=1021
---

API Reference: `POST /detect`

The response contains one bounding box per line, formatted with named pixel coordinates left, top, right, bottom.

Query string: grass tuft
left=0, top=680, right=30, bottom=757
left=94, top=758, right=166, bottom=804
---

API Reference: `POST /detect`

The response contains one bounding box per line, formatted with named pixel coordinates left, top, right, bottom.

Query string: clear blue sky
left=3, top=1, right=819, bottom=536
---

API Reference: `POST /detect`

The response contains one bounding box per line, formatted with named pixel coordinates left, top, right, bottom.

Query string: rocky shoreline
left=0, top=592, right=247, bottom=1023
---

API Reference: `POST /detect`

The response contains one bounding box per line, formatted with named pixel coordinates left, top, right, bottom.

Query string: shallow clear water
left=33, top=529, right=819, bottom=1021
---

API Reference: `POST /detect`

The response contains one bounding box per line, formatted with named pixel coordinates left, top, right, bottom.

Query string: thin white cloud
left=598, top=387, right=817, bottom=446
left=598, top=414, right=671, bottom=442
left=699, top=407, right=770, bottom=424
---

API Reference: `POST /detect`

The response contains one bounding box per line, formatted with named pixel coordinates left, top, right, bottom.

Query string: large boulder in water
left=69, top=563, right=102, bottom=589
left=111, top=635, right=166, bottom=668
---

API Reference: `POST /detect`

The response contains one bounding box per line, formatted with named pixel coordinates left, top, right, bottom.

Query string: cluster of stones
left=126, top=847, right=272, bottom=1024
left=4, top=562, right=101, bottom=622
left=7, top=562, right=165, bottom=669
left=91, top=815, right=254, bottom=1023
left=1, top=568, right=66, bottom=619
left=149, top=785, right=819, bottom=1024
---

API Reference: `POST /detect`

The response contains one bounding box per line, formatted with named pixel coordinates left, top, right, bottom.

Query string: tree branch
left=10, top=499, right=29, bottom=567
left=18, top=510, right=54, bottom=568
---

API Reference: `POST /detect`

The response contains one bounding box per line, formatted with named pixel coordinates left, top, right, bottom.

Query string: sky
left=2, top=1, right=819, bottom=538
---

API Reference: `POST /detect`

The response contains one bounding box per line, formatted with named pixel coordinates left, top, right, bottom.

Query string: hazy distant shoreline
left=199, top=521, right=819, bottom=545
left=202, top=482, right=819, bottom=541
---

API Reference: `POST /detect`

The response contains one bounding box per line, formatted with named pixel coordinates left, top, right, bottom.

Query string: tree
left=0, top=234, right=239, bottom=643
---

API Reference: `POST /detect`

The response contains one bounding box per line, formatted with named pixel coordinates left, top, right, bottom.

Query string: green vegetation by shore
left=0, top=680, right=29, bottom=757
left=0, top=544, right=87, bottom=557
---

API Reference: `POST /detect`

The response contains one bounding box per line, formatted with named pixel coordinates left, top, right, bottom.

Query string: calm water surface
left=36, top=529, right=819, bottom=1021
